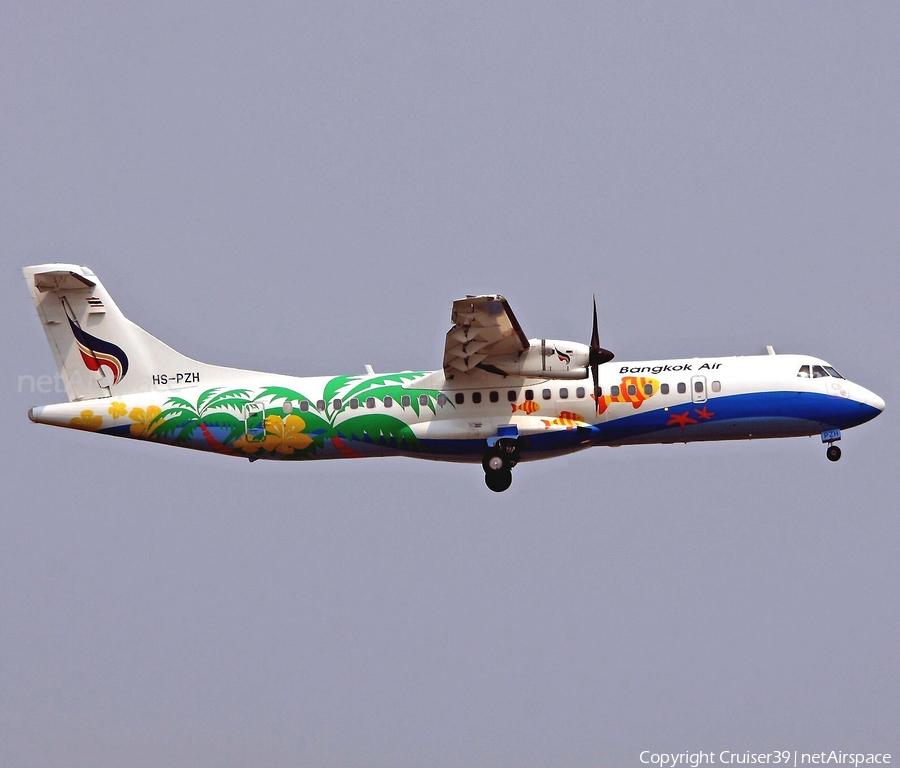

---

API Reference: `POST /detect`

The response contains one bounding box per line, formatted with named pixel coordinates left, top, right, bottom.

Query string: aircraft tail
left=23, top=264, right=230, bottom=401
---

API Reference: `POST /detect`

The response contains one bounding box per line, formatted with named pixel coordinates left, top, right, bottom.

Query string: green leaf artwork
left=140, top=373, right=445, bottom=459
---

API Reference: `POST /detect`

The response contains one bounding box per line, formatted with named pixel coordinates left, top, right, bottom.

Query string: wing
left=443, top=295, right=529, bottom=376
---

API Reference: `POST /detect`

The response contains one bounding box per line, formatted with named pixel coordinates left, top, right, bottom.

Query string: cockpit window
left=799, top=362, right=844, bottom=379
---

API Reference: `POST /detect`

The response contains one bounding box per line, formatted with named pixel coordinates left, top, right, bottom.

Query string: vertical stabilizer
left=23, top=264, right=229, bottom=401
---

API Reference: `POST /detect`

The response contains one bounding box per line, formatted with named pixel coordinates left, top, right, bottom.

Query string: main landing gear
left=482, top=438, right=520, bottom=493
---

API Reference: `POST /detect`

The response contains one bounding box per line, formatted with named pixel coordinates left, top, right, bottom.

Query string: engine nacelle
left=511, top=339, right=590, bottom=380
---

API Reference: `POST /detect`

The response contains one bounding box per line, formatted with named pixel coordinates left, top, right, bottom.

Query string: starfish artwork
left=666, top=410, right=699, bottom=429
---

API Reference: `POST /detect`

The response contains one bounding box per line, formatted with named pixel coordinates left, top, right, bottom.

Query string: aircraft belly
left=595, top=391, right=880, bottom=447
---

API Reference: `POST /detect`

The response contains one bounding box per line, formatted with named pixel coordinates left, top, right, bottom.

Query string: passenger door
left=691, top=375, right=707, bottom=404
left=243, top=402, right=266, bottom=441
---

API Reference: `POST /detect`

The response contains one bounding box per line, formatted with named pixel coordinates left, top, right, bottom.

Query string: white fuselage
left=29, top=352, right=884, bottom=464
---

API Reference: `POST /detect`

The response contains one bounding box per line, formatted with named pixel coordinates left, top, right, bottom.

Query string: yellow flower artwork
left=70, top=410, right=102, bottom=430
left=261, top=414, right=313, bottom=454
left=129, top=406, right=162, bottom=438
left=233, top=432, right=264, bottom=453
left=108, top=401, right=127, bottom=419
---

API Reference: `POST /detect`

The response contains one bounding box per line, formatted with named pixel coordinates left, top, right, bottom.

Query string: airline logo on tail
left=66, top=316, right=129, bottom=384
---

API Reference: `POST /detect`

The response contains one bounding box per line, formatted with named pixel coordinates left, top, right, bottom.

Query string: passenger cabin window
left=610, top=385, right=620, bottom=396
left=694, top=381, right=704, bottom=393
left=576, top=387, right=585, bottom=398
left=812, top=365, right=828, bottom=378
left=300, top=400, right=309, bottom=412
left=384, top=396, right=393, bottom=408
left=542, top=388, right=551, bottom=400
left=507, top=390, right=517, bottom=402
left=472, top=392, right=482, bottom=404
left=333, top=398, right=342, bottom=410
left=349, top=398, right=359, bottom=409
left=677, top=383, right=686, bottom=394
left=437, top=394, right=448, bottom=406
left=797, top=365, right=811, bottom=378
left=525, top=389, right=534, bottom=401
left=489, top=391, right=499, bottom=403
left=711, top=381, right=721, bottom=393
left=418, top=395, right=428, bottom=406
left=660, top=383, right=670, bottom=395
left=316, top=400, right=326, bottom=411
left=560, top=387, right=568, bottom=399
left=366, top=397, right=375, bottom=408
left=627, top=384, right=636, bottom=396
left=643, top=383, right=653, bottom=396
left=401, top=395, right=411, bottom=407
left=455, top=393, right=465, bottom=405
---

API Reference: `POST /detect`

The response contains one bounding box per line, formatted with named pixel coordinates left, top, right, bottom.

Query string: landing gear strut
left=482, top=438, right=520, bottom=493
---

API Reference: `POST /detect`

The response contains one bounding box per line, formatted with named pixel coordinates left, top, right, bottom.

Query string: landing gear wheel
left=482, top=451, right=508, bottom=473
left=826, top=444, right=842, bottom=462
left=485, top=469, right=513, bottom=493
left=482, top=438, right=520, bottom=471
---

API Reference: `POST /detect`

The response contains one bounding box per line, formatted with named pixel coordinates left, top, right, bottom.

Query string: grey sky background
left=2, top=2, right=898, bottom=766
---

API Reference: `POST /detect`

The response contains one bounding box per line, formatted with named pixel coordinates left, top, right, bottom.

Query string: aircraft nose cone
left=856, top=386, right=885, bottom=417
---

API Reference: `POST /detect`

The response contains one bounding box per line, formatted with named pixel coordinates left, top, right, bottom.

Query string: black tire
left=484, top=469, right=513, bottom=493
left=826, top=445, right=842, bottom=462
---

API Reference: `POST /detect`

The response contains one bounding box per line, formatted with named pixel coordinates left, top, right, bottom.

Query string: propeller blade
left=588, top=295, right=614, bottom=413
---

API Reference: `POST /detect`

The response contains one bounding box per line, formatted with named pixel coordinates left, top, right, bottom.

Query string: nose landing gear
left=482, top=438, right=520, bottom=493
left=821, top=429, right=842, bottom=462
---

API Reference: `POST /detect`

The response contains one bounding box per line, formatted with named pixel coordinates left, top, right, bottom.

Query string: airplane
left=23, top=263, right=884, bottom=492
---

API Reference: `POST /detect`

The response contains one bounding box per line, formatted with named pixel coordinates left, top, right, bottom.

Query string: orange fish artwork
left=591, top=376, right=660, bottom=414
left=511, top=401, right=540, bottom=415
left=541, top=411, right=586, bottom=430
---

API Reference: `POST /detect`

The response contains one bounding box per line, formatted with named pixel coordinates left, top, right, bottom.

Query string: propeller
left=588, top=295, right=615, bottom=412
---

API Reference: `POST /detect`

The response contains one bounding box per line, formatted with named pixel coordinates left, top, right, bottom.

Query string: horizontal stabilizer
left=34, top=270, right=96, bottom=292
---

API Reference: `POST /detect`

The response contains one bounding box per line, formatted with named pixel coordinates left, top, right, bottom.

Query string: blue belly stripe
left=420, top=391, right=881, bottom=458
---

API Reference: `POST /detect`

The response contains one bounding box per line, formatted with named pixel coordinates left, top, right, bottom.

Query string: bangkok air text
left=621, top=362, right=723, bottom=374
